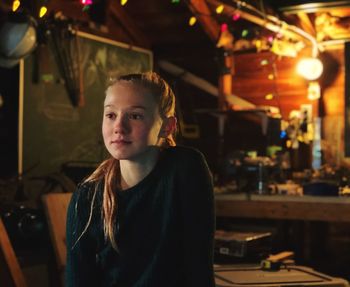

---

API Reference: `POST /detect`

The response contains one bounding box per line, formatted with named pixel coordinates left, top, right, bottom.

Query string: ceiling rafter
left=109, top=1, right=151, bottom=48
left=296, top=12, right=316, bottom=37
left=185, top=0, right=220, bottom=42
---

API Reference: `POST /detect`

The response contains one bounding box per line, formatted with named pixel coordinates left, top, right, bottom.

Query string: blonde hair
left=76, top=71, right=176, bottom=250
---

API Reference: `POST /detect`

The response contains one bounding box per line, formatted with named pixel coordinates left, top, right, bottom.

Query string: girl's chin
left=108, top=146, right=159, bottom=161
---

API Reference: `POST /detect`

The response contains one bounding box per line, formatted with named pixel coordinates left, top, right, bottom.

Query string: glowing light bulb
left=296, top=57, right=323, bottom=80
left=121, top=0, right=128, bottom=6
left=268, top=74, right=274, bottom=80
left=232, top=12, right=240, bottom=21
left=221, top=23, right=228, bottom=32
left=242, top=29, right=248, bottom=37
left=12, top=0, right=20, bottom=12
left=265, top=93, right=274, bottom=100
left=260, top=59, right=269, bottom=66
left=307, top=81, right=321, bottom=100
left=39, top=6, right=47, bottom=18
left=81, top=0, right=93, bottom=5
left=189, top=16, right=197, bottom=26
left=216, top=4, right=224, bottom=14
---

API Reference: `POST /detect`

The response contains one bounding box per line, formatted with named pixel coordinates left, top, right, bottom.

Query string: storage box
left=215, top=230, right=272, bottom=260
left=214, top=265, right=349, bottom=287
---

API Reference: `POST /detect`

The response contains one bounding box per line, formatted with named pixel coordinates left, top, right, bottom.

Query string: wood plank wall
left=232, top=47, right=347, bottom=166
left=321, top=45, right=346, bottom=166
left=231, top=51, right=317, bottom=119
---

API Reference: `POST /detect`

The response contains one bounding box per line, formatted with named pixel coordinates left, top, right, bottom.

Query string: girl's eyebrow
left=129, top=105, right=146, bottom=110
left=103, top=104, right=147, bottom=110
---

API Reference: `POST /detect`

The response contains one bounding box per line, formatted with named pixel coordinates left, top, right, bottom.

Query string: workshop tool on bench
left=261, top=251, right=294, bottom=271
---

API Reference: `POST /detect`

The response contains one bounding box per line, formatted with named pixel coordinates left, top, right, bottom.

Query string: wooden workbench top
left=215, top=193, right=350, bottom=222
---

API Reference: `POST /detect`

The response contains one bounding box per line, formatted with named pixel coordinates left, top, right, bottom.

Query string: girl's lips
left=111, top=140, right=132, bottom=144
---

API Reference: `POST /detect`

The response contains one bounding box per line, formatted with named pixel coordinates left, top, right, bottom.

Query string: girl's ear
left=159, top=116, right=177, bottom=138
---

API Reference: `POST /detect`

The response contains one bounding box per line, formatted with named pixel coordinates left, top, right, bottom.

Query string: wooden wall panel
left=232, top=51, right=316, bottom=118
left=316, top=46, right=347, bottom=165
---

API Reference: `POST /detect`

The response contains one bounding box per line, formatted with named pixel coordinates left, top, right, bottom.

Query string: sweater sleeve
left=65, top=185, right=98, bottom=287
left=178, top=149, right=216, bottom=287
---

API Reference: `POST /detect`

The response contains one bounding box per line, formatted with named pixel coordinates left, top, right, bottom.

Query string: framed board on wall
left=19, top=31, right=153, bottom=179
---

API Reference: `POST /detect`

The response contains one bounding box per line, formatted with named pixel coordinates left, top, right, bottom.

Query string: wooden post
left=218, top=52, right=233, bottom=110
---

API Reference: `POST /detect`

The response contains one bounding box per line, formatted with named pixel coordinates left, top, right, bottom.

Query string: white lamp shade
left=296, top=57, right=323, bottom=81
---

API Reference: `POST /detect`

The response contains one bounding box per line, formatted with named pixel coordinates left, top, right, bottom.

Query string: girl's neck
left=119, top=147, right=160, bottom=190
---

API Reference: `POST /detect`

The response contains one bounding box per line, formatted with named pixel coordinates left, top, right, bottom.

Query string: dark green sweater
left=65, top=146, right=215, bottom=287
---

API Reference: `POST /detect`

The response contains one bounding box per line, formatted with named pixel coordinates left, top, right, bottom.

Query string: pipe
left=207, top=0, right=319, bottom=56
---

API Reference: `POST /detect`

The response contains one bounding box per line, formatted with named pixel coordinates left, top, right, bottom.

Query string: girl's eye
left=129, top=113, right=144, bottom=120
left=105, top=113, right=116, bottom=120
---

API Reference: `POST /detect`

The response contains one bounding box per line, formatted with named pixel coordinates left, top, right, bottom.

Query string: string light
left=216, top=4, right=224, bottom=14
left=39, top=6, right=47, bottom=18
left=221, top=23, right=228, bottom=32
left=241, top=29, right=248, bottom=37
left=171, top=0, right=180, bottom=3
left=189, top=16, right=197, bottom=26
left=121, top=0, right=128, bottom=6
left=268, top=74, right=274, bottom=80
left=260, top=59, right=269, bottom=66
left=80, top=0, right=93, bottom=5
left=265, top=93, right=274, bottom=100
left=12, top=0, right=20, bottom=12
left=254, top=39, right=262, bottom=50
left=280, top=130, right=287, bottom=139
left=307, top=81, right=321, bottom=100
left=232, top=12, right=240, bottom=21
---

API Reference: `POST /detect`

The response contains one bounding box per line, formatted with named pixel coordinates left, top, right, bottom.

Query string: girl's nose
left=114, top=114, right=129, bottom=134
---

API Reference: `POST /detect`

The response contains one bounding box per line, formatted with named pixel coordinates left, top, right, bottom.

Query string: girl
left=65, top=72, right=215, bottom=287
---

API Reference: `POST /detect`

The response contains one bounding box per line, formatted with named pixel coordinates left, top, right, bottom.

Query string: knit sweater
left=65, top=146, right=215, bottom=287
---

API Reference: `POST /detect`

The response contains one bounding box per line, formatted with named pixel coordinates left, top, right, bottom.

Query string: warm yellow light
left=296, top=57, right=323, bottom=80
left=12, top=0, right=20, bottom=12
left=121, top=0, right=128, bottom=6
left=189, top=16, right=197, bottom=26
left=307, top=81, right=321, bottom=100
left=255, top=40, right=262, bottom=50
left=39, top=6, right=47, bottom=18
left=260, top=59, right=269, bottom=66
left=286, top=140, right=292, bottom=148
left=216, top=4, right=224, bottom=14
left=265, top=93, right=274, bottom=100
left=268, top=74, right=274, bottom=80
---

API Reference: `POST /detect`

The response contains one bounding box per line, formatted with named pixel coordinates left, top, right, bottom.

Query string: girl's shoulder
left=72, top=180, right=102, bottom=207
left=163, top=145, right=208, bottom=171
left=164, top=145, right=206, bottom=162
left=68, top=180, right=103, bottom=221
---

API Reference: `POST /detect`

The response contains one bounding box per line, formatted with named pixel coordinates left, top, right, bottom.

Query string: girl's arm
left=65, top=186, right=98, bottom=287
left=179, top=149, right=216, bottom=287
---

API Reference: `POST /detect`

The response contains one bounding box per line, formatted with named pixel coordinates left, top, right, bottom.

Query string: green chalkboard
left=21, top=32, right=152, bottom=178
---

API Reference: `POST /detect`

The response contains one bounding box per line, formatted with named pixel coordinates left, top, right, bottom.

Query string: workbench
left=215, top=193, right=350, bottom=222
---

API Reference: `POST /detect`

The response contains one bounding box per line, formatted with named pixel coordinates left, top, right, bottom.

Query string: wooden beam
left=158, top=60, right=255, bottom=109
left=207, top=0, right=313, bottom=44
left=109, top=1, right=151, bottom=48
left=297, top=12, right=316, bottom=37
left=47, top=1, right=90, bottom=23
left=186, top=0, right=220, bottom=42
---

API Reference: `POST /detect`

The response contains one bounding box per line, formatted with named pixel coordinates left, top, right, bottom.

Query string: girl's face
left=102, top=82, right=163, bottom=161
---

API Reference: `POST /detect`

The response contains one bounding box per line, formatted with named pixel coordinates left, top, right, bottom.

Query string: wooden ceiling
left=1, top=0, right=350, bottom=116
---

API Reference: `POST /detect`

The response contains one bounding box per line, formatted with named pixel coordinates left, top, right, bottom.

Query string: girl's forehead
left=105, top=82, right=157, bottom=106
